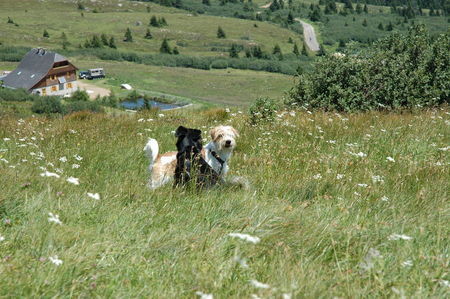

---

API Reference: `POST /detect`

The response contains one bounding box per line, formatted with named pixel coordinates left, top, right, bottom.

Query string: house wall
left=32, top=80, right=78, bottom=97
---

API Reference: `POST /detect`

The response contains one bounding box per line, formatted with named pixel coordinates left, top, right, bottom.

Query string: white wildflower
left=225, top=108, right=230, bottom=113
left=228, top=233, right=260, bottom=244
left=3, top=138, right=10, bottom=141
left=357, top=183, right=368, bottom=188
left=49, top=255, right=63, bottom=266
left=336, top=174, right=345, bottom=180
left=372, top=175, right=384, bottom=183
left=250, top=279, right=270, bottom=289
left=0, top=158, right=9, bottom=163
left=66, top=177, right=80, bottom=185
left=327, top=140, right=336, bottom=144
left=69, top=129, right=77, bottom=134
left=354, top=192, right=361, bottom=196
left=87, top=192, right=100, bottom=200
left=380, top=196, right=389, bottom=202
left=59, top=156, right=67, bottom=163
left=73, top=154, right=83, bottom=161
left=72, top=164, right=80, bottom=169
left=388, top=234, right=412, bottom=241
left=349, top=151, right=367, bottom=157
left=40, top=171, right=60, bottom=178
left=233, top=256, right=249, bottom=269
left=313, top=174, right=322, bottom=179
left=195, top=291, right=213, bottom=299
left=359, top=248, right=383, bottom=271
left=282, top=294, right=292, bottom=299
left=401, top=260, right=413, bottom=267
left=158, top=113, right=165, bottom=117
left=438, top=146, right=450, bottom=151
left=438, top=280, right=450, bottom=288
left=386, top=156, right=395, bottom=162
left=48, top=212, right=62, bottom=225
left=0, top=235, right=4, bottom=242
left=138, top=118, right=145, bottom=122
left=55, top=168, right=63, bottom=174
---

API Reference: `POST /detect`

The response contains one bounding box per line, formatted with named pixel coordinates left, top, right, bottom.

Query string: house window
left=59, top=83, right=64, bottom=90
left=42, top=88, right=46, bottom=95
left=51, top=86, right=57, bottom=92
left=67, top=83, right=72, bottom=89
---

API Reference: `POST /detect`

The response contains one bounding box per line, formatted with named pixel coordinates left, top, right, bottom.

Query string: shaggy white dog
left=144, top=125, right=239, bottom=189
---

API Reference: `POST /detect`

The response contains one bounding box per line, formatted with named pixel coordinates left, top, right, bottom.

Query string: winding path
left=295, top=18, right=320, bottom=52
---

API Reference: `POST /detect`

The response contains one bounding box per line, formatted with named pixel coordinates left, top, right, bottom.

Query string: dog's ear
left=209, top=127, right=218, bottom=140
left=190, top=129, right=202, bottom=139
left=175, top=126, right=188, bottom=137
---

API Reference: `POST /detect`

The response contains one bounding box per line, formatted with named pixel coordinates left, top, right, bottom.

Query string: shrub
left=64, top=101, right=103, bottom=114
left=211, top=59, right=228, bottom=69
left=68, top=90, right=90, bottom=102
left=287, top=25, right=450, bottom=111
left=0, top=88, right=36, bottom=102
left=249, top=97, right=278, bottom=124
left=31, top=97, right=64, bottom=114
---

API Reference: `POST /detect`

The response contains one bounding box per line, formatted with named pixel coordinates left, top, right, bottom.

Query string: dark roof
left=2, top=48, right=70, bottom=90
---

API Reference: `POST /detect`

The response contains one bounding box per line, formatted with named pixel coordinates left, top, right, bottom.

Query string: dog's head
left=209, top=125, right=239, bottom=151
left=175, top=126, right=203, bottom=154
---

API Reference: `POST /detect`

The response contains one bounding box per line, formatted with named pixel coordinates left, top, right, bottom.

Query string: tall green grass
left=0, top=107, right=448, bottom=297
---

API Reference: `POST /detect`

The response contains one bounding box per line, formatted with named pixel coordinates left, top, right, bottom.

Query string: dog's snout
left=225, top=140, right=231, bottom=145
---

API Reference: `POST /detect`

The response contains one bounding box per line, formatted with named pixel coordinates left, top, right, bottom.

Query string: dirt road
left=295, top=18, right=320, bottom=52
left=77, top=81, right=111, bottom=99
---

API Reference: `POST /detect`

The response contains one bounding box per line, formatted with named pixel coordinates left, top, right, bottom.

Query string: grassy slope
left=0, top=59, right=294, bottom=106
left=0, top=108, right=449, bottom=297
left=0, top=0, right=301, bottom=56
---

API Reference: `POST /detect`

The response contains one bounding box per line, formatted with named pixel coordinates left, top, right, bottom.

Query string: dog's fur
left=144, top=125, right=239, bottom=189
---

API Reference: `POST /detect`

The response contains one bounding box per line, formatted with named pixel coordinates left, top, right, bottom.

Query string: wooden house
left=2, top=48, right=78, bottom=96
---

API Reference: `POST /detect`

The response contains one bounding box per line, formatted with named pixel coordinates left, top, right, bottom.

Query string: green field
left=0, top=0, right=302, bottom=57
left=0, top=108, right=449, bottom=297
left=0, top=59, right=294, bottom=106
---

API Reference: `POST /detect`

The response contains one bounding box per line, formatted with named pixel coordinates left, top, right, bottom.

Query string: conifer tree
left=288, top=37, right=294, bottom=43
left=109, top=36, right=117, bottom=48
left=173, top=47, right=179, bottom=55
left=293, top=43, right=300, bottom=56
left=386, top=21, right=393, bottom=31
left=301, top=43, right=308, bottom=56
left=7, top=17, right=14, bottom=24
left=202, top=0, right=211, bottom=5
left=91, top=35, right=102, bottom=48
left=217, top=26, right=226, bottom=38
left=43, top=29, right=49, bottom=38
left=145, top=28, right=153, bottom=39
left=363, top=4, right=368, bottom=13
left=356, top=3, right=362, bottom=14
left=101, top=33, right=109, bottom=46
left=124, top=28, right=133, bottom=42
left=160, top=38, right=172, bottom=54
left=150, top=16, right=159, bottom=27
left=378, top=22, right=384, bottom=30
left=229, top=44, right=239, bottom=58
left=362, top=19, right=367, bottom=26
left=287, top=11, right=294, bottom=24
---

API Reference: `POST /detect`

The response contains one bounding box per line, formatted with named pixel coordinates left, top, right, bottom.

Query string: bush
left=68, top=89, right=90, bottom=102
left=211, top=59, right=228, bottom=69
left=31, top=97, right=64, bottom=114
left=0, top=88, right=36, bottom=102
left=248, top=97, right=278, bottom=124
left=287, top=26, right=450, bottom=111
left=64, top=101, right=103, bottom=114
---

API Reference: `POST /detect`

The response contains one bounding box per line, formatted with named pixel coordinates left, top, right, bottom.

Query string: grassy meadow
left=0, top=60, right=294, bottom=107
left=0, top=0, right=302, bottom=57
left=0, top=107, right=449, bottom=297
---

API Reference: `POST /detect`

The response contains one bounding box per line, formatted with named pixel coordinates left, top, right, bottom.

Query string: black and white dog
left=144, top=125, right=239, bottom=189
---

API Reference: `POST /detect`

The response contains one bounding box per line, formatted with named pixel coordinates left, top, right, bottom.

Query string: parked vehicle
left=78, top=71, right=89, bottom=79
left=78, top=68, right=105, bottom=80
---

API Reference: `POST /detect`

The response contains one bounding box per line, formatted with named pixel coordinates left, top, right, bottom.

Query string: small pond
left=121, top=98, right=182, bottom=110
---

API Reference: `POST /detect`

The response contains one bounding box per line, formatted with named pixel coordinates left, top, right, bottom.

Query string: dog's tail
left=143, top=138, right=159, bottom=171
